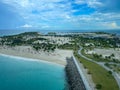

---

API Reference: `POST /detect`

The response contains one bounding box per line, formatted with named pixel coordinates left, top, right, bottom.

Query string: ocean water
left=0, top=29, right=120, bottom=36
left=0, top=55, right=66, bottom=90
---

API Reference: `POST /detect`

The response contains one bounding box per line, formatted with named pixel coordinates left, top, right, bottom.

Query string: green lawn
left=74, top=51, right=119, bottom=90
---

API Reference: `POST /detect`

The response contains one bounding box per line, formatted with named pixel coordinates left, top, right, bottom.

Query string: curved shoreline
left=0, top=46, right=73, bottom=66
left=0, top=53, right=65, bottom=67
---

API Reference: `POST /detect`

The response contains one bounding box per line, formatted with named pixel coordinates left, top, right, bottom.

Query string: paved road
left=78, top=47, right=120, bottom=89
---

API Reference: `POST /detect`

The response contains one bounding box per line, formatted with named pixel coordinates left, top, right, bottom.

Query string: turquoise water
left=0, top=55, right=66, bottom=90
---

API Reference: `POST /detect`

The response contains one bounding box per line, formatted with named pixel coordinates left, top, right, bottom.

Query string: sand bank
left=0, top=46, right=73, bottom=65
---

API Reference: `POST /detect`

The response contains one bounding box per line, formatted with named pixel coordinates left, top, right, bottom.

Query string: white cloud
left=41, top=25, right=50, bottom=29
left=20, top=24, right=32, bottom=28
left=108, top=22, right=120, bottom=28
left=102, top=22, right=120, bottom=29
left=110, top=22, right=118, bottom=28
left=1, top=0, right=120, bottom=30
left=1, top=0, right=71, bottom=20
left=75, top=0, right=86, bottom=4
left=87, top=0, right=104, bottom=8
left=74, top=0, right=104, bottom=8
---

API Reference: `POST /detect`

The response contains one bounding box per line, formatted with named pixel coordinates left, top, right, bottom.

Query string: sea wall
left=65, top=57, right=86, bottom=90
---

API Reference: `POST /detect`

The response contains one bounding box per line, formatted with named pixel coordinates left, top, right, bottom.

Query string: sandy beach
left=0, top=45, right=73, bottom=65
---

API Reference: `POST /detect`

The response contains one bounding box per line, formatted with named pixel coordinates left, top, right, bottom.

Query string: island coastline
left=0, top=45, right=73, bottom=66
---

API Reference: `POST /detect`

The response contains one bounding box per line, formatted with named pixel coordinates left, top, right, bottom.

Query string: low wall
left=65, top=57, right=86, bottom=90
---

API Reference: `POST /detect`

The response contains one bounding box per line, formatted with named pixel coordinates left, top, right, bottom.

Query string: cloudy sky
left=0, top=0, right=120, bottom=30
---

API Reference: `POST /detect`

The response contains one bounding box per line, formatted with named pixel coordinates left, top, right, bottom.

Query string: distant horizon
left=0, top=29, right=120, bottom=37
left=0, top=29, right=120, bottom=31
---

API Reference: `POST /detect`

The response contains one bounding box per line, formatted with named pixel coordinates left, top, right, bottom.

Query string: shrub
left=87, top=70, right=91, bottom=74
left=108, top=71, right=112, bottom=74
left=96, top=84, right=102, bottom=89
left=84, top=65, right=87, bottom=69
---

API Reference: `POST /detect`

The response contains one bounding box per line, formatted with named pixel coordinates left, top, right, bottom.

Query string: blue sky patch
left=0, top=0, right=120, bottom=30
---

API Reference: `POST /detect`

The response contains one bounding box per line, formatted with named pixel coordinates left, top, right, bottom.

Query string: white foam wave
left=0, top=53, right=64, bottom=67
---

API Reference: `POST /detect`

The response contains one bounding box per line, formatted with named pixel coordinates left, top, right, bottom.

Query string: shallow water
left=0, top=55, right=66, bottom=90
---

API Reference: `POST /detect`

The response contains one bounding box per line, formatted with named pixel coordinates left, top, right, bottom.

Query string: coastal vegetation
left=71, top=32, right=119, bottom=90
left=81, top=49, right=120, bottom=63
left=32, top=43, right=56, bottom=52
left=105, top=63, right=120, bottom=73
left=74, top=51, right=119, bottom=90
left=0, top=32, right=71, bottom=52
left=47, top=32, right=57, bottom=36
left=0, top=31, right=120, bottom=90
left=70, top=32, right=119, bottom=49
left=58, top=43, right=74, bottom=50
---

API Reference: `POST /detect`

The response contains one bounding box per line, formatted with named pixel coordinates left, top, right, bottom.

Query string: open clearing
left=86, top=48, right=120, bottom=60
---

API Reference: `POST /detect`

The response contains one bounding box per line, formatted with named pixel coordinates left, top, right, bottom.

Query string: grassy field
left=74, top=51, right=119, bottom=90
